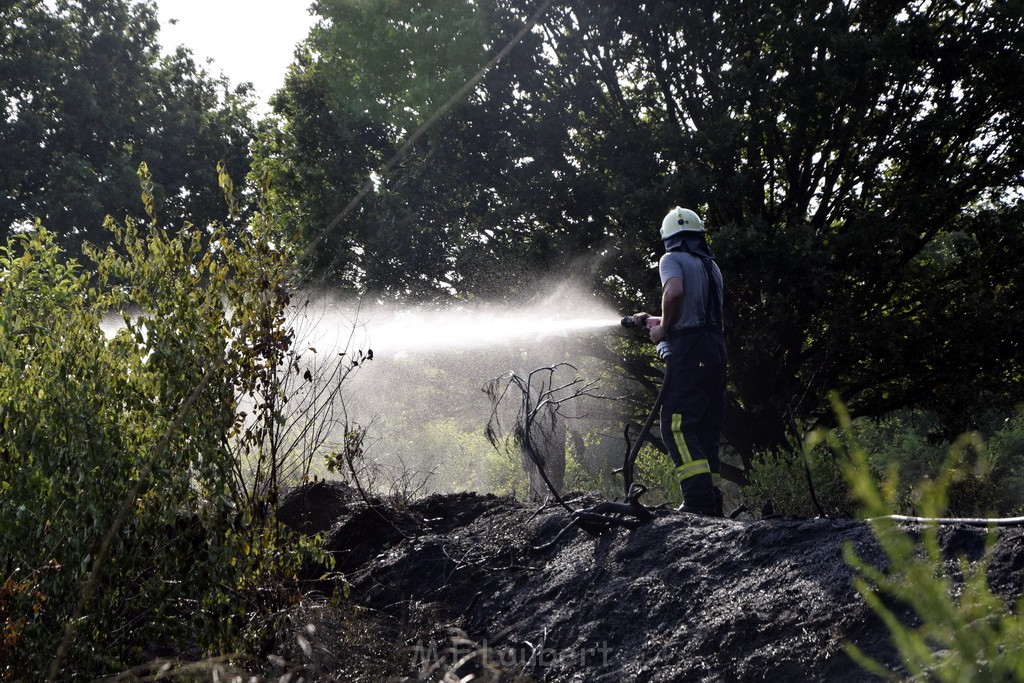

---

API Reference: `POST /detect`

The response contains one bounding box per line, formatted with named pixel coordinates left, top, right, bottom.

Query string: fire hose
left=615, top=315, right=671, bottom=500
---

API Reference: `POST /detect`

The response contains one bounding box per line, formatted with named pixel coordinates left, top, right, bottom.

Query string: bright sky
left=153, top=0, right=318, bottom=115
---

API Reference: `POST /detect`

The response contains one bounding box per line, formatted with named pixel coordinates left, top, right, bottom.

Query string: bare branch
left=483, top=363, right=617, bottom=509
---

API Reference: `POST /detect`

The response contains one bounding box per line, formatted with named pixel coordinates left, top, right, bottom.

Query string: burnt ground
left=270, top=481, right=1024, bottom=682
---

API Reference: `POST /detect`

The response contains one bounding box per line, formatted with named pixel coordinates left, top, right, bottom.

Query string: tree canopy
left=0, top=0, right=256, bottom=249
left=262, top=0, right=1024, bottom=464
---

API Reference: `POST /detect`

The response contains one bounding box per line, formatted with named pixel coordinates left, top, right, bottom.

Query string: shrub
left=742, top=442, right=852, bottom=517
left=846, top=408, right=1024, bottom=517
left=987, top=409, right=1024, bottom=515
left=744, top=405, right=1024, bottom=519
left=632, top=445, right=683, bottom=507
left=0, top=179, right=324, bottom=677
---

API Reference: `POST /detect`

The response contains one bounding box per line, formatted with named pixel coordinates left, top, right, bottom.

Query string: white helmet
left=660, top=207, right=704, bottom=239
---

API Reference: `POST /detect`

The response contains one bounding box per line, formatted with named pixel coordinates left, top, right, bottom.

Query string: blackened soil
left=273, top=483, right=1024, bottom=681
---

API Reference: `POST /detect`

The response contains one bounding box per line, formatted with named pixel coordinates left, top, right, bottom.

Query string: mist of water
left=289, top=284, right=630, bottom=495
left=302, top=304, right=620, bottom=357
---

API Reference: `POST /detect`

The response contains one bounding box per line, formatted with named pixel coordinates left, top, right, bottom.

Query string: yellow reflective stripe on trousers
left=670, top=413, right=692, bottom=463
left=675, top=459, right=711, bottom=482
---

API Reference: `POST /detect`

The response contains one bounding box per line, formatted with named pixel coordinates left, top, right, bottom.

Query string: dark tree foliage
left=254, top=50, right=390, bottom=287
left=263, top=0, right=1024, bottom=465
left=0, top=0, right=256, bottom=250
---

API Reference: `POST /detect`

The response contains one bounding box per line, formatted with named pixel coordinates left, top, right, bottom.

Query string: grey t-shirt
left=659, top=251, right=724, bottom=332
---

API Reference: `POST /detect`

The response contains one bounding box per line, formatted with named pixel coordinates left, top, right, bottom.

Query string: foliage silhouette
left=0, top=0, right=256, bottom=250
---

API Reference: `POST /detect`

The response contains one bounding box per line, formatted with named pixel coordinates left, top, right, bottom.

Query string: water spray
left=620, top=316, right=671, bottom=359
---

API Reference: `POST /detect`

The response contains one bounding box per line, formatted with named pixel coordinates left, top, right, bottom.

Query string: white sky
left=153, top=0, right=318, bottom=115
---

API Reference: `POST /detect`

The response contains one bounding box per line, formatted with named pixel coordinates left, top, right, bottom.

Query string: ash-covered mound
left=273, top=483, right=1024, bottom=681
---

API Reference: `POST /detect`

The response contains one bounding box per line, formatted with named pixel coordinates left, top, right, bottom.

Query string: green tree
left=0, top=0, right=256, bottom=250
left=310, top=0, right=489, bottom=137
left=255, top=0, right=522, bottom=295
left=253, top=49, right=389, bottom=287
left=263, top=0, right=1024, bottom=471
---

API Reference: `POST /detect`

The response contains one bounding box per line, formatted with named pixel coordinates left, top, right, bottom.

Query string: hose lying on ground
left=870, top=515, right=1024, bottom=527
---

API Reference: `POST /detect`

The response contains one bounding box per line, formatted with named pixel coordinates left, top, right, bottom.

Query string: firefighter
left=632, top=207, right=726, bottom=516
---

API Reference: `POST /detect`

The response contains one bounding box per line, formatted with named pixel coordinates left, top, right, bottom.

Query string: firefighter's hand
left=631, top=312, right=651, bottom=327
left=651, top=323, right=668, bottom=345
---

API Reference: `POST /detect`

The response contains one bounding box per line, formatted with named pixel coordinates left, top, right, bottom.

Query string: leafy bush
left=742, top=442, right=853, bottom=517
left=0, top=182, right=325, bottom=677
left=631, top=445, right=682, bottom=507
left=743, top=404, right=1024, bottom=519
left=856, top=411, right=999, bottom=518
left=852, top=408, right=1024, bottom=517
left=424, top=418, right=526, bottom=496
left=986, top=409, right=1024, bottom=515
left=812, top=398, right=1024, bottom=680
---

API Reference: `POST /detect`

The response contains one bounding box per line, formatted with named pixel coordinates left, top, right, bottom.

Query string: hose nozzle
left=621, top=315, right=660, bottom=330
left=621, top=315, right=671, bottom=359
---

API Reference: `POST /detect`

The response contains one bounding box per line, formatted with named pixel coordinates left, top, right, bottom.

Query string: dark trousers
left=659, top=329, right=726, bottom=513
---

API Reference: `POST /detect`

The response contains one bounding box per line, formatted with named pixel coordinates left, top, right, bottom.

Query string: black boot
left=678, top=474, right=721, bottom=516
